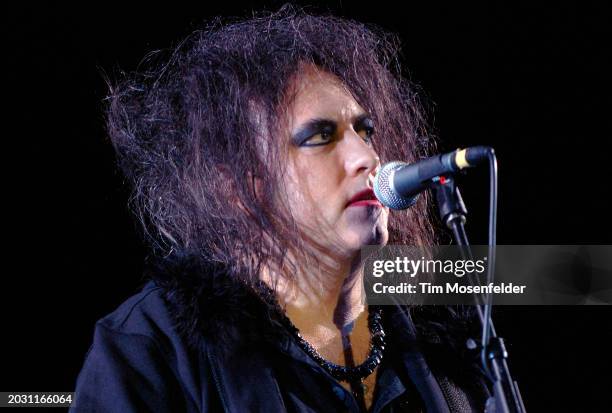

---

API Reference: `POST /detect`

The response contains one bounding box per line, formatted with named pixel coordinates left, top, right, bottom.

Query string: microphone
left=374, top=146, right=493, bottom=210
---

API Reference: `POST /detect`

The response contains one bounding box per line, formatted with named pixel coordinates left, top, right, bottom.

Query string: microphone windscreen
left=373, top=161, right=419, bottom=210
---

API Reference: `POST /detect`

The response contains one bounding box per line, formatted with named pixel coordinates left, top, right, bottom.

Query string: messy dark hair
left=106, top=6, right=437, bottom=284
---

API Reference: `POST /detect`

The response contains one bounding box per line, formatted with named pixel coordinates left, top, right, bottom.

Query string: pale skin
left=263, top=65, right=390, bottom=409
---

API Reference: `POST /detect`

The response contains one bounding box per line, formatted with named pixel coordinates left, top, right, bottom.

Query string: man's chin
left=346, top=225, right=389, bottom=251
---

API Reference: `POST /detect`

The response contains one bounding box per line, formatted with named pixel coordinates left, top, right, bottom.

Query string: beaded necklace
left=254, top=281, right=386, bottom=383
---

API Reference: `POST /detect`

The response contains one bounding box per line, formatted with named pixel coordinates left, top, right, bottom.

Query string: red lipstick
left=347, top=188, right=382, bottom=207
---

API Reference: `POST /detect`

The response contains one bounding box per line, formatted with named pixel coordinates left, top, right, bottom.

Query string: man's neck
left=274, top=255, right=367, bottom=343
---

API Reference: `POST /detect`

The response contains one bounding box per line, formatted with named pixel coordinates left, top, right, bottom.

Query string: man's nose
left=342, top=130, right=380, bottom=178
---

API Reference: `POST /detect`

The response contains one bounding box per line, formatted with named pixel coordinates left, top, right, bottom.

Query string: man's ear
left=215, top=163, right=264, bottom=211
left=248, top=172, right=265, bottom=201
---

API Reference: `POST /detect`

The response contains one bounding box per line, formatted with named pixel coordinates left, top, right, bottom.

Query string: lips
left=347, top=188, right=382, bottom=207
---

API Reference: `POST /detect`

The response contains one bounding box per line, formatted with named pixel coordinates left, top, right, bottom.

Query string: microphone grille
left=373, top=161, right=419, bottom=210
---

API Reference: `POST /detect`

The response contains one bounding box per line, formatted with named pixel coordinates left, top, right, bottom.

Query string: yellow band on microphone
left=455, top=149, right=470, bottom=169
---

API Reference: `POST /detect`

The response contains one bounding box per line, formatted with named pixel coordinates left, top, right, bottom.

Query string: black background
left=3, top=2, right=611, bottom=412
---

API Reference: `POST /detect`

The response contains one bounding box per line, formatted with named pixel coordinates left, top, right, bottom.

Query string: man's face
left=281, top=66, right=389, bottom=259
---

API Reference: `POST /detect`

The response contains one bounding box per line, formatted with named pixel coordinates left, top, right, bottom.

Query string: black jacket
left=71, top=256, right=489, bottom=412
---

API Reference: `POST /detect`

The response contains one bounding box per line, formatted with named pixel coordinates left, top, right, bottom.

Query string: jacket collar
left=146, top=252, right=286, bottom=352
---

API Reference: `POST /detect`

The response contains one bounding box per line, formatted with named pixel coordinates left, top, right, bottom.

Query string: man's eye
left=302, top=131, right=333, bottom=147
left=358, top=126, right=375, bottom=144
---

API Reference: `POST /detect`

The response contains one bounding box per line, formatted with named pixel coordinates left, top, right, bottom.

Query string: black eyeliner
left=291, top=119, right=336, bottom=146
left=354, top=114, right=374, bottom=132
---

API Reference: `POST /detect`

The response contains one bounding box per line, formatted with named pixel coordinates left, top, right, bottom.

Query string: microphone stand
left=432, top=175, right=526, bottom=413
